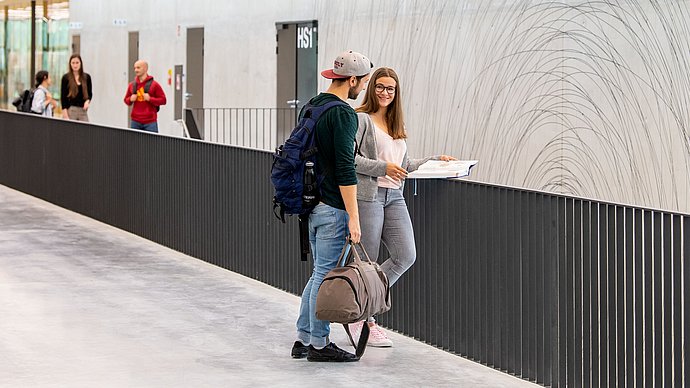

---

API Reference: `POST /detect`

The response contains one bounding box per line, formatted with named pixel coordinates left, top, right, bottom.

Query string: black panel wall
left=1, top=111, right=689, bottom=387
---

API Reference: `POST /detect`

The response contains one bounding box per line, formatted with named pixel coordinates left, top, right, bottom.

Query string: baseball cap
left=321, top=50, right=373, bottom=79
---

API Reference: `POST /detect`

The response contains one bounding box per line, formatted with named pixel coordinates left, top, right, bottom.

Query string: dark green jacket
left=306, top=93, right=357, bottom=210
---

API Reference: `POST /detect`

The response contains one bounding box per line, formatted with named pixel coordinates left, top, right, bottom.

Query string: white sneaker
left=346, top=321, right=364, bottom=347
left=368, top=324, right=393, bottom=347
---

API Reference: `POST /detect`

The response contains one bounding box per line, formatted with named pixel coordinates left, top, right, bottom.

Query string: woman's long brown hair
left=66, top=54, right=89, bottom=100
left=356, top=67, right=406, bottom=139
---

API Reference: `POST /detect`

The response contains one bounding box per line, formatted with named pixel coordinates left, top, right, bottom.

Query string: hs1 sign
left=297, top=26, right=316, bottom=49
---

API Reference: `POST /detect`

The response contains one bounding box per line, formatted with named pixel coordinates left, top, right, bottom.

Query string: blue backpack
left=271, top=100, right=347, bottom=224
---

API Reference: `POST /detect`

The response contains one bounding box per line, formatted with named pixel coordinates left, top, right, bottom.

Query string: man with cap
left=291, top=50, right=373, bottom=362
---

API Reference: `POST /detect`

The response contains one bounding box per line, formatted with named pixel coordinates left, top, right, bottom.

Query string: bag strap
left=335, top=237, right=375, bottom=267
left=355, top=114, right=368, bottom=157
left=336, top=239, right=353, bottom=267
left=350, top=240, right=374, bottom=264
left=342, top=321, right=370, bottom=358
left=298, top=214, right=309, bottom=261
left=132, top=78, right=154, bottom=94
left=340, top=237, right=375, bottom=358
left=144, top=78, right=154, bottom=94
left=306, top=100, right=347, bottom=121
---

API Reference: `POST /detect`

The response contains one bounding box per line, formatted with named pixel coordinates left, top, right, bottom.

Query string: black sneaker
left=307, top=342, right=359, bottom=362
left=291, top=341, right=309, bottom=359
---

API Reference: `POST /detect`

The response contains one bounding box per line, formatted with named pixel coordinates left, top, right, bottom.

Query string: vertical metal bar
left=599, top=204, right=608, bottom=387
left=544, top=195, right=556, bottom=386
left=680, top=216, right=690, bottom=387
left=565, top=198, right=574, bottom=387
left=644, top=210, right=653, bottom=386
left=481, top=185, right=489, bottom=364
left=615, top=206, right=625, bottom=386
left=519, top=189, right=530, bottom=378
left=634, top=208, right=644, bottom=387
left=469, top=182, right=477, bottom=357
left=458, top=181, right=469, bottom=357
left=225, top=108, right=229, bottom=145
left=498, top=187, right=508, bottom=368
left=503, top=188, right=514, bottom=372
left=582, top=201, right=592, bottom=388
left=488, top=185, right=497, bottom=366
left=574, top=200, right=583, bottom=387
left=30, top=1, right=36, bottom=87
left=557, top=197, right=567, bottom=388
left=590, top=203, right=600, bottom=388
left=607, top=205, right=617, bottom=386
left=534, top=194, right=546, bottom=384
left=672, top=214, right=682, bottom=387
left=267, top=109, right=271, bottom=150
left=528, top=192, right=537, bottom=381
left=233, top=109, right=237, bottom=145
left=214, top=108, right=219, bottom=143
left=440, top=181, right=451, bottom=352
left=663, top=213, right=672, bottom=387
left=625, top=207, right=634, bottom=388
left=654, top=211, right=663, bottom=387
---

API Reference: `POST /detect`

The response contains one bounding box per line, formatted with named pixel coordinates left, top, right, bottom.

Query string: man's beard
left=347, top=85, right=360, bottom=100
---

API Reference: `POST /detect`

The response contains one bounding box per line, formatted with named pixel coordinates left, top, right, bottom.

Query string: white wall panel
left=69, top=0, right=690, bottom=213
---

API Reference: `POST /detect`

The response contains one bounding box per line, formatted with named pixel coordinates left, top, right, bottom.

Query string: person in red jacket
left=124, top=60, right=167, bottom=133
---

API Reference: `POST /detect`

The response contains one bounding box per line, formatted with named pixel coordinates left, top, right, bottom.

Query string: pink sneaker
left=346, top=321, right=364, bottom=347
left=368, top=323, right=393, bottom=347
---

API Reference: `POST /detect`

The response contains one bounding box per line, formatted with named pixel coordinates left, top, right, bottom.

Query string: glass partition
left=0, top=1, right=69, bottom=110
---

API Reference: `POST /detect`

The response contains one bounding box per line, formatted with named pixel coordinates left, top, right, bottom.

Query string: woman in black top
left=61, top=54, right=92, bottom=121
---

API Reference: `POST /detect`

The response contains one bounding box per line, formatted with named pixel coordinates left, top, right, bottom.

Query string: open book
left=406, top=160, right=478, bottom=179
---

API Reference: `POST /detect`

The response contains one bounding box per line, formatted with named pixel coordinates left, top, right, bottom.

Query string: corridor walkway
left=0, top=185, right=539, bottom=387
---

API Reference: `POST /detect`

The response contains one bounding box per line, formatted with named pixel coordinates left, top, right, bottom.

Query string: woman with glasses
left=348, top=67, right=455, bottom=347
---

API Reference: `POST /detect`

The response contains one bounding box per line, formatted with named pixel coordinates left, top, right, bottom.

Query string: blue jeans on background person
left=295, top=202, right=349, bottom=348
left=130, top=120, right=158, bottom=133
left=357, top=187, right=416, bottom=286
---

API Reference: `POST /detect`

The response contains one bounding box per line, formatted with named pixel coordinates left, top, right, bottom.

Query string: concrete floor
left=0, top=184, right=540, bottom=388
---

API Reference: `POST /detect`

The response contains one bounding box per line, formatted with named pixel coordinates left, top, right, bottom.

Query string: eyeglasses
left=374, top=84, right=396, bottom=95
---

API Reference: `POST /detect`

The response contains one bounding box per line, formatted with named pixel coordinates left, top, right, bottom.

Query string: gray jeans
left=357, top=187, right=416, bottom=286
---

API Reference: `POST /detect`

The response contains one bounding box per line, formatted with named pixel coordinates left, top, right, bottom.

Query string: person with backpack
left=347, top=67, right=456, bottom=347
left=291, top=50, right=372, bottom=362
left=31, top=70, right=57, bottom=117
left=60, top=54, right=92, bottom=121
left=123, top=60, right=167, bottom=133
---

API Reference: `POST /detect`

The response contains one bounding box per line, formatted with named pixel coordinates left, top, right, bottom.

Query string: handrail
left=0, top=110, right=687, bottom=387
left=189, top=107, right=298, bottom=151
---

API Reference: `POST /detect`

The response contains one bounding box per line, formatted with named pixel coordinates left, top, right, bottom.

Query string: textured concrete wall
left=68, top=0, right=316, bottom=133
left=70, top=0, right=690, bottom=213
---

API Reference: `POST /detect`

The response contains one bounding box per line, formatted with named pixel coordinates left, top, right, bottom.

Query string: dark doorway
left=186, top=27, right=204, bottom=138
left=174, top=64, right=183, bottom=121
left=275, top=20, right=317, bottom=142
left=127, top=31, right=139, bottom=126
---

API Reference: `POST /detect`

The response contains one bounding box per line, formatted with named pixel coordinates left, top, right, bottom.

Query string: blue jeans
left=130, top=120, right=158, bottom=133
left=357, top=187, right=416, bottom=286
left=296, top=203, right=349, bottom=348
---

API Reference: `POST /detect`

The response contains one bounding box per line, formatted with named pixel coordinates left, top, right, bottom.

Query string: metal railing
left=190, top=108, right=297, bottom=151
left=1, top=110, right=689, bottom=387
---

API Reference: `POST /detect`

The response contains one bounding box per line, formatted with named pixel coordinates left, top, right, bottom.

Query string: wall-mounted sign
left=112, top=19, right=127, bottom=27
left=297, top=26, right=316, bottom=49
left=68, top=22, right=83, bottom=30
